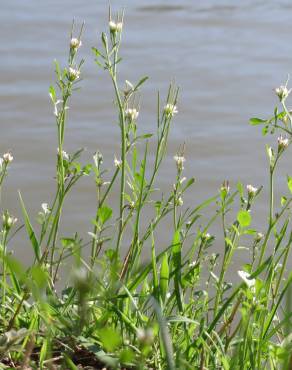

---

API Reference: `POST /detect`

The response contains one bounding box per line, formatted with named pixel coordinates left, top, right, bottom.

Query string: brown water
left=2, top=1, right=292, bottom=265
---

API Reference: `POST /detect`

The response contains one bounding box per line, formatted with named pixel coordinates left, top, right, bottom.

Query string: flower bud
left=255, top=232, right=264, bottom=242
left=220, top=181, right=230, bottom=200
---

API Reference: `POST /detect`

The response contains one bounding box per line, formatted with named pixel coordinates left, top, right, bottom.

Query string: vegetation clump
left=0, top=9, right=291, bottom=370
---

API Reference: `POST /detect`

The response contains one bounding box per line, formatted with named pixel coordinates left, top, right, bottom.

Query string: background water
left=1, top=0, right=292, bottom=265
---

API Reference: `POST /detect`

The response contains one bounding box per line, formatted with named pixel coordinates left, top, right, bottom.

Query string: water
left=1, top=0, right=292, bottom=265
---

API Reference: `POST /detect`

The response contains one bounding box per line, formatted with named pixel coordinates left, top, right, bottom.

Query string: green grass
left=0, top=9, right=291, bottom=369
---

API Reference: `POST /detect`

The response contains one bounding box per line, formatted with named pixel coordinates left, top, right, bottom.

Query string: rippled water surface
left=2, top=1, right=292, bottom=264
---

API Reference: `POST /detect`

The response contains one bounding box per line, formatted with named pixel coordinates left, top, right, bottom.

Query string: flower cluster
left=3, top=152, right=13, bottom=163
left=275, top=85, right=291, bottom=101
left=164, top=103, right=178, bottom=118
left=277, top=135, right=289, bottom=150
left=41, top=203, right=51, bottom=215
left=174, top=154, right=185, bottom=171
left=109, top=20, right=123, bottom=33
left=70, top=37, right=82, bottom=50
left=246, top=184, right=257, bottom=196
left=67, top=67, right=80, bottom=82
left=2, top=212, right=17, bottom=230
left=125, top=108, right=139, bottom=121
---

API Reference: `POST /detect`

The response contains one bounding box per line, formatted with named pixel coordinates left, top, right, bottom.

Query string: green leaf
left=63, top=353, right=79, bottom=370
left=281, top=196, right=287, bottom=206
left=160, top=253, right=169, bottom=303
left=262, top=125, right=269, bottom=136
left=237, top=210, right=251, bottom=228
left=249, top=117, right=266, bottom=125
left=249, top=256, right=272, bottom=279
left=134, top=76, right=149, bottom=91
left=287, top=176, right=292, bottom=194
left=54, top=59, right=62, bottom=82
left=31, top=265, right=48, bottom=290
left=101, top=32, right=108, bottom=50
left=18, top=192, right=40, bottom=262
left=97, top=205, right=113, bottom=225
left=183, top=177, right=195, bottom=191
left=49, top=85, right=56, bottom=103
left=91, top=47, right=102, bottom=57
left=120, top=348, right=134, bottom=364
left=99, top=327, right=121, bottom=352
left=237, top=181, right=244, bottom=199
left=136, top=133, right=153, bottom=140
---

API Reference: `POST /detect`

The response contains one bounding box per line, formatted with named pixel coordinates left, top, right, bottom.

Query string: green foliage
left=0, top=9, right=291, bottom=370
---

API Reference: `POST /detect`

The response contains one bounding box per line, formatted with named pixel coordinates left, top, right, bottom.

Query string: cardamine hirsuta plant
left=0, top=9, right=291, bottom=370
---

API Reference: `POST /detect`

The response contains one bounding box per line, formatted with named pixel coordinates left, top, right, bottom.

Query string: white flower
left=164, top=103, right=178, bottom=117
left=70, top=38, right=82, bottom=49
left=247, top=184, right=258, bottom=196
left=109, top=21, right=123, bottom=33
left=68, top=67, right=80, bottom=81
left=256, top=232, right=264, bottom=242
left=3, top=152, right=13, bottom=163
left=278, top=135, right=289, bottom=150
left=57, top=148, right=69, bottom=161
left=174, top=155, right=185, bottom=171
left=238, top=270, right=255, bottom=288
left=114, top=156, right=122, bottom=168
left=125, top=108, right=139, bottom=121
left=93, top=152, right=103, bottom=167
left=204, top=233, right=211, bottom=240
left=41, top=203, right=50, bottom=215
left=2, top=213, right=17, bottom=229
left=0, top=158, right=4, bottom=170
left=275, top=85, right=291, bottom=101
left=177, top=196, right=183, bottom=206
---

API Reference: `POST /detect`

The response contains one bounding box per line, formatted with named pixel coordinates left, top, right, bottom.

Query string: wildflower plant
left=0, top=8, right=291, bottom=369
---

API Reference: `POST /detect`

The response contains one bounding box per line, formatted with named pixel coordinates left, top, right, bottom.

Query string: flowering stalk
left=45, top=24, right=84, bottom=277
left=1, top=211, right=17, bottom=314
left=120, top=89, right=179, bottom=278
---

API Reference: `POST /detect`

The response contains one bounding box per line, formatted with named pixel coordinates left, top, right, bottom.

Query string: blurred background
left=1, top=0, right=292, bottom=264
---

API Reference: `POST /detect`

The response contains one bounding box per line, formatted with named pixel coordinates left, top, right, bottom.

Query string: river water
left=1, top=1, right=292, bottom=265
